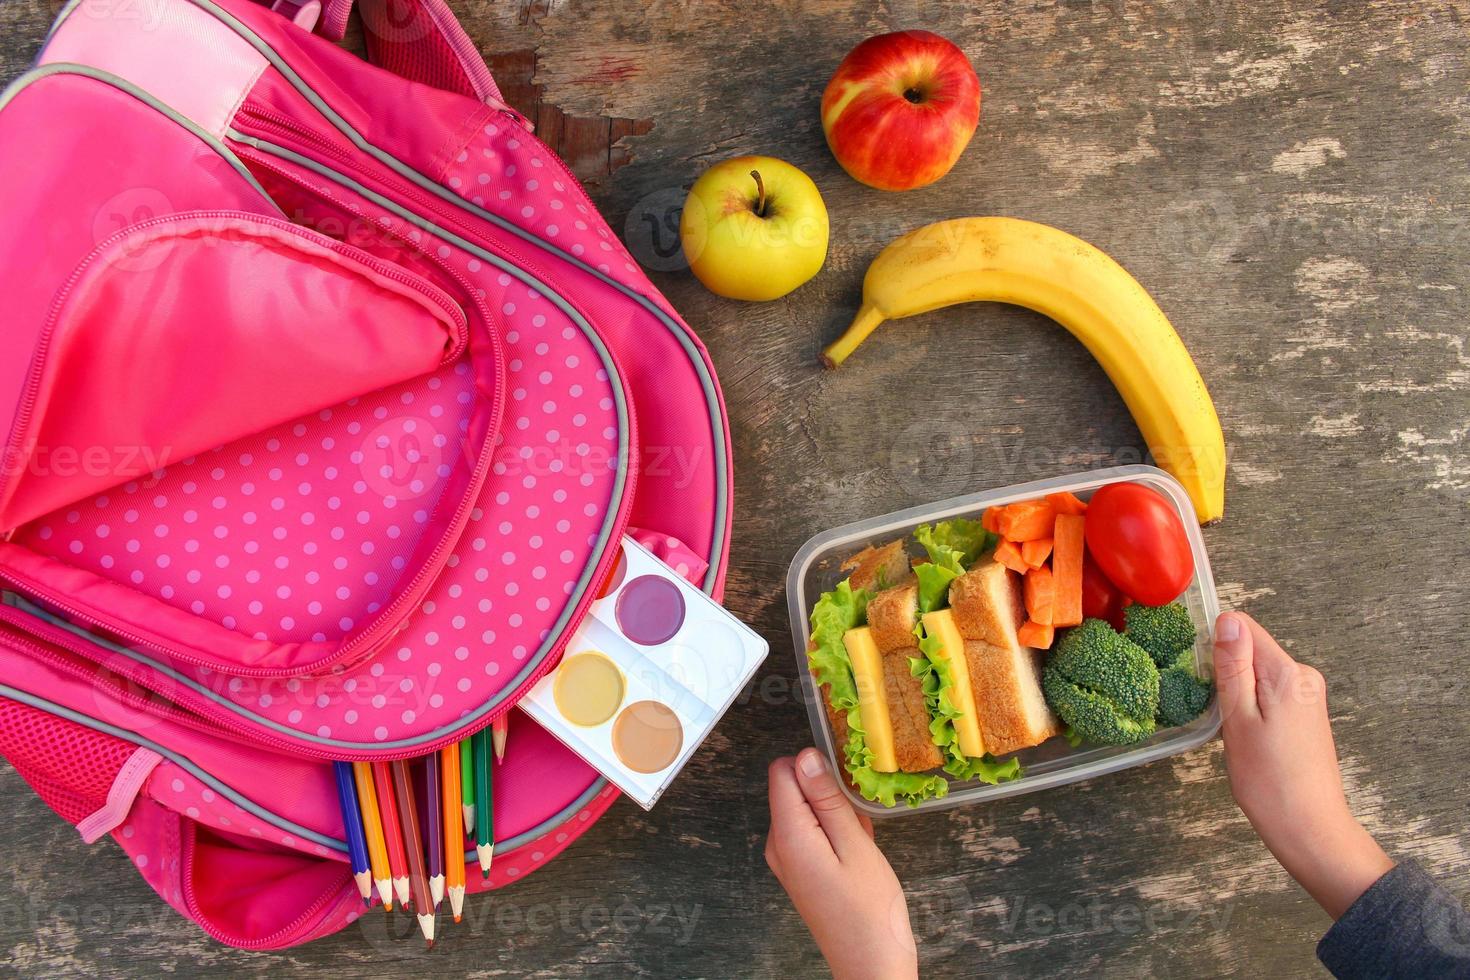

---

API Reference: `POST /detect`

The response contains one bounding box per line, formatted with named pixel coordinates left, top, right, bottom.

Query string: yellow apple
left=679, top=155, right=829, bottom=301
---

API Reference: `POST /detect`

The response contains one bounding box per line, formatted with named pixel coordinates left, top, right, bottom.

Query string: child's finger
left=767, top=757, right=830, bottom=857
left=1238, top=614, right=1303, bottom=713
left=1213, top=611, right=1260, bottom=727
left=793, top=748, right=872, bottom=861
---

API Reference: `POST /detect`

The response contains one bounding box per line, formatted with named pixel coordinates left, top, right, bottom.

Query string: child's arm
left=765, top=750, right=919, bottom=980
left=1214, top=612, right=1470, bottom=977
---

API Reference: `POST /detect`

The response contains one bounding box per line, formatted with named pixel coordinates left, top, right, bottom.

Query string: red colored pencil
left=371, top=761, right=411, bottom=909
left=391, top=760, right=436, bottom=946
left=492, top=715, right=509, bottom=762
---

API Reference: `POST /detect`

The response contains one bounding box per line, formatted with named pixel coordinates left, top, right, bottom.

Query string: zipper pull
left=270, top=0, right=322, bottom=32
left=499, top=107, right=536, bottom=135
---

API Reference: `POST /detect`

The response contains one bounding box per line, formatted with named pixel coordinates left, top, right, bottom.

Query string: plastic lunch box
left=786, top=464, right=1222, bottom=817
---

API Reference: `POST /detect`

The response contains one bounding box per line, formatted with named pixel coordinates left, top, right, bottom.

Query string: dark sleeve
left=1317, top=860, right=1470, bottom=979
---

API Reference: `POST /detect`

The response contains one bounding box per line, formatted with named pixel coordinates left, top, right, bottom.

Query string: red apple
left=821, top=30, right=981, bottom=191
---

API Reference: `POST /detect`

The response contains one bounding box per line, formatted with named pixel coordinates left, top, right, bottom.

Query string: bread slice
left=948, top=560, right=1062, bottom=754
left=841, top=539, right=913, bottom=593
left=882, top=648, right=943, bottom=772
left=962, top=639, right=1061, bottom=755
left=818, top=679, right=851, bottom=753
left=865, top=583, right=920, bottom=654
left=948, top=561, right=1020, bottom=648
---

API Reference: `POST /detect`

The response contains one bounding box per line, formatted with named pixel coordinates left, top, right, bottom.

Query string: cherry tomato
left=1083, top=482, right=1193, bottom=606
left=1081, top=552, right=1127, bottom=630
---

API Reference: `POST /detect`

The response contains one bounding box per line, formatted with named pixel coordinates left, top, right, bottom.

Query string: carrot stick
left=997, top=500, right=1056, bottom=542
left=1052, top=514, right=1085, bottom=627
left=1045, top=491, right=1088, bottom=516
left=1018, top=620, right=1055, bottom=649
left=994, top=539, right=1030, bottom=574
left=1024, top=565, right=1055, bottom=626
left=1021, top=537, right=1053, bottom=569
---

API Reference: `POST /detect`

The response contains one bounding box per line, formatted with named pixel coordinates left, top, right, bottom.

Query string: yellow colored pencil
left=441, top=743, right=466, bottom=922
left=351, top=761, right=394, bottom=911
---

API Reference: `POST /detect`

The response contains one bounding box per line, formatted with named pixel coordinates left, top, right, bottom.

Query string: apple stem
left=749, top=169, right=767, bottom=218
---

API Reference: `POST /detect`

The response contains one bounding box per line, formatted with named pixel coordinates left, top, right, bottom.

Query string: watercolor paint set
left=521, top=536, right=769, bottom=809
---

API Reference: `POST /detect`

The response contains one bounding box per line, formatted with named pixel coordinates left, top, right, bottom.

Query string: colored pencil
left=473, top=727, right=494, bottom=876
left=459, top=738, right=475, bottom=834
left=441, top=743, right=466, bottom=922
left=391, top=760, right=436, bottom=946
left=372, top=761, right=412, bottom=909
left=424, top=753, right=445, bottom=910
left=492, top=714, right=509, bottom=762
left=333, top=762, right=374, bottom=906
left=351, top=761, right=394, bottom=910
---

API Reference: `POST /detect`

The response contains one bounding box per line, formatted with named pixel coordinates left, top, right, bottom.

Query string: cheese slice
left=842, top=627, right=897, bottom=772
left=920, top=609, right=986, bottom=758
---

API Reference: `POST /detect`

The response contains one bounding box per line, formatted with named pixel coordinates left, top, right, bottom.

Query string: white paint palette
left=521, top=536, right=768, bottom=809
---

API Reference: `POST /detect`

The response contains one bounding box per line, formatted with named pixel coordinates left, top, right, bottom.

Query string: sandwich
left=807, top=518, right=1062, bottom=808
left=939, top=560, right=1063, bottom=756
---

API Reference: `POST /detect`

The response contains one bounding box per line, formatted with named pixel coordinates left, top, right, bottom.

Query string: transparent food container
left=786, top=465, right=1221, bottom=817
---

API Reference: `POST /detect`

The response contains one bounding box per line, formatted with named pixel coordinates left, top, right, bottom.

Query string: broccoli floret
left=1156, top=648, right=1214, bottom=727
left=1124, top=603, right=1197, bottom=669
left=1044, top=619, right=1160, bottom=745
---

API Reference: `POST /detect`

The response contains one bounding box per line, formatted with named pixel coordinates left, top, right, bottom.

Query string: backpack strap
left=315, top=0, right=503, bottom=106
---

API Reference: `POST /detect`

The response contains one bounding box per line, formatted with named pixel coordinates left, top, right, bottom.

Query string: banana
left=823, top=217, right=1226, bottom=524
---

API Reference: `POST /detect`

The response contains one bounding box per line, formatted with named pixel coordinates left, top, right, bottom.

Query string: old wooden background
left=3, top=0, right=1468, bottom=976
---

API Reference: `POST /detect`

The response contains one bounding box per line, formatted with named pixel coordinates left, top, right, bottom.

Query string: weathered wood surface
left=3, top=0, right=1470, bottom=976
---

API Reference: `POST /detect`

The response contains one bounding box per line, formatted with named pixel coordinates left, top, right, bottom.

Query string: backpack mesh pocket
left=0, top=696, right=136, bottom=823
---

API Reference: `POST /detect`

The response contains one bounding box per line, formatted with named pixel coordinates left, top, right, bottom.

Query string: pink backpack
left=0, top=0, right=731, bottom=948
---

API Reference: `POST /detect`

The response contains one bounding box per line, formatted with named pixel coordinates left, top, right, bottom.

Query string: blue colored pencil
left=333, top=761, right=374, bottom=906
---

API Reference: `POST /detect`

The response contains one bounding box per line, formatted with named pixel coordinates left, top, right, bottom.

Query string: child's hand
left=766, top=749, right=918, bottom=980
left=1214, top=611, right=1394, bottom=918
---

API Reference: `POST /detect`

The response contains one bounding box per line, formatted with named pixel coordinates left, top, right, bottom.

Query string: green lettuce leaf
left=808, top=579, right=947, bottom=808
left=914, top=561, right=961, bottom=614
left=915, top=517, right=996, bottom=570
left=806, top=579, right=869, bottom=710
left=912, top=518, right=998, bottom=613
left=911, top=622, right=1024, bottom=786
left=844, top=711, right=949, bottom=808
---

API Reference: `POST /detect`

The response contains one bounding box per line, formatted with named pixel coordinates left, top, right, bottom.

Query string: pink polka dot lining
left=13, top=174, right=631, bottom=745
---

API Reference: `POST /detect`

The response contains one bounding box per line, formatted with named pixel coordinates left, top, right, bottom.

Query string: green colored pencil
left=459, top=738, right=475, bottom=834
left=472, top=728, right=494, bottom=877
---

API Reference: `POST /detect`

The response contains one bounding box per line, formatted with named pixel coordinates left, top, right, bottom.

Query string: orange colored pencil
left=440, top=743, right=466, bottom=922
left=352, top=761, right=394, bottom=910
left=371, top=761, right=411, bottom=909
left=391, top=760, right=436, bottom=947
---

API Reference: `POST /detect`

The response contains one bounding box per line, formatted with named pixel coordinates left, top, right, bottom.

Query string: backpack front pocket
left=0, top=209, right=507, bottom=677
left=0, top=210, right=467, bottom=532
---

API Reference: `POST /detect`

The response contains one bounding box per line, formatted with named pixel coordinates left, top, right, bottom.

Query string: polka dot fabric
left=442, top=122, right=659, bottom=294
left=14, top=371, right=470, bottom=645
left=10, top=159, right=636, bottom=746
